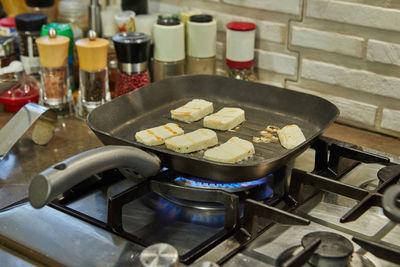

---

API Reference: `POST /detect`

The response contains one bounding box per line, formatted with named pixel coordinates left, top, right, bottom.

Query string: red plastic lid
left=226, top=59, right=254, bottom=69
left=0, top=83, right=40, bottom=112
left=226, top=21, right=256, bottom=31
left=0, top=17, right=16, bottom=28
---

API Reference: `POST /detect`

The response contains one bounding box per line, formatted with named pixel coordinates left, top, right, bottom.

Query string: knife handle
left=29, top=146, right=161, bottom=208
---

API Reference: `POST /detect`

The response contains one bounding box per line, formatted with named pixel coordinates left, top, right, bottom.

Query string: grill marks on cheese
left=204, top=137, right=255, bottom=163
left=203, top=108, right=245, bottom=131
left=135, top=123, right=184, bottom=146
left=170, top=99, right=213, bottom=123
left=165, top=128, right=218, bottom=153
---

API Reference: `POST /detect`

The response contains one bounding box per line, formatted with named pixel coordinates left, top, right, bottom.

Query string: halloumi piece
left=135, top=123, right=184, bottom=146
left=204, top=137, right=255, bottom=163
left=170, top=99, right=213, bottom=123
left=277, top=124, right=306, bottom=149
left=203, top=107, right=245, bottom=131
left=165, top=128, right=218, bottom=153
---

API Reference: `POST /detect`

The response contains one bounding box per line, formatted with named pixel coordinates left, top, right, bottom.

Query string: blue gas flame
left=173, top=176, right=268, bottom=190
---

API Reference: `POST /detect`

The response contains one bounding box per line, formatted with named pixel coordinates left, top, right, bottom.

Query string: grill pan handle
left=28, top=146, right=161, bottom=208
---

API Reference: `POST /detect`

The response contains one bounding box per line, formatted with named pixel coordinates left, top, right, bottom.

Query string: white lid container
left=187, top=15, right=216, bottom=58
left=153, top=17, right=185, bottom=62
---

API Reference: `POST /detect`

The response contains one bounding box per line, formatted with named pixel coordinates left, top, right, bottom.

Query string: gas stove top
left=0, top=136, right=399, bottom=267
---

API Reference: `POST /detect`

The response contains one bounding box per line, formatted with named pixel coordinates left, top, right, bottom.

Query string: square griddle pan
left=87, top=75, right=339, bottom=182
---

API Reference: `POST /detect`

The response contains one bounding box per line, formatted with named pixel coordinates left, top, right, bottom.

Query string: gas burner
left=302, top=232, right=353, bottom=267
left=276, top=231, right=376, bottom=267
left=173, top=176, right=268, bottom=193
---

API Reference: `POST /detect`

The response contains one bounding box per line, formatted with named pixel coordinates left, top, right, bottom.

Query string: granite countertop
left=1, top=110, right=400, bottom=211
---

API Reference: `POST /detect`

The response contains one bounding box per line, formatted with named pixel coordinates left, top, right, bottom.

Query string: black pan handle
left=382, top=185, right=400, bottom=223
left=29, top=146, right=161, bottom=208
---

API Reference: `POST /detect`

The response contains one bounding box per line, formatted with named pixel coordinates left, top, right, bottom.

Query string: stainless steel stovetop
left=0, top=137, right=399, bottom=267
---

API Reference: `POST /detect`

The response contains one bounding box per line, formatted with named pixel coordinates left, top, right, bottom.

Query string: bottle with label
left=225, top=21, right=256, bottom=81
left=153, top=15, right=185, bottom=82
left=75, top=30, right=109, bottom=119
left=112, top=32, right=151, bottom=97
left=15, top=13, right=47, bottom=77
left=186, top=14, right=216, bottom=75
left=36, top=28, right=71, bottom=117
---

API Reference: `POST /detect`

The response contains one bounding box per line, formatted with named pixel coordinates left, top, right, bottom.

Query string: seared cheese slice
left=203, top=107, right=245, bottom=131
left=135, top=123, right=184, bottom=146
left=170, top=99, right=213, bottom=123
left=165, top=128, right=218, bottom=153
left=277, top=124, right=306, bottom=149
left=204, top=137, right=255, bottom=163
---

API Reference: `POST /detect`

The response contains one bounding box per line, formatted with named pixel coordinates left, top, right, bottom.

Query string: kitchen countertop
left=1, top=110, right=400, bottom=211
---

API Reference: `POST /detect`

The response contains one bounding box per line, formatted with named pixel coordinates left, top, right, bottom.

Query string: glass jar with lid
left=112, top=32, right=151, bottom=97
left=57, top=0, right=89, bottom=40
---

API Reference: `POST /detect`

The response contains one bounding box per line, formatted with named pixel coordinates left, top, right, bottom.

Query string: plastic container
left=186, top=14, right=216, bottom=75
left=75, top=30, right=109, bottom=119
left=57, top=0, right=88, bottom=40
left=112, top=32, right=151, bottom=97
left=15, top=13, right=47, bottom=76
left=225, top=21, right=256, bottom=81
left=0, top=61, right=40, bottom=112
left=114, top=11, right=136, bottom=32
left=25, top=0, right=56, bottom=22
left=153, top=15, right=184, bottom=82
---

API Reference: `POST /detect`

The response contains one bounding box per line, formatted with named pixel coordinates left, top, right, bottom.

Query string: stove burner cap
left=140, top=243, right=179, bottom=267
left=301, top=231, right=354, bottom=259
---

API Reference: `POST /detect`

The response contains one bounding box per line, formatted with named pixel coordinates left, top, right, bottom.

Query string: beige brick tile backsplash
left=382, top=109, right=400, bottom=132
left=306, top=0, right=400, bottom=31
left=148, top=0, right=400, bottom=136
left=301, top=59, right=400, bottom=100
left=367, top=40, right=400, bottom=67
left=223, top=0, right=301, bottom=15
left=288, top=85, right=378, bottom=126
left=291, top=26, right=364, bottom=58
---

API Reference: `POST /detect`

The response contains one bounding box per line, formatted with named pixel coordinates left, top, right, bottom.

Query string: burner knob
left=190, top=261, right=219, bottom=267
left=140, top=243, right=179, bottom=267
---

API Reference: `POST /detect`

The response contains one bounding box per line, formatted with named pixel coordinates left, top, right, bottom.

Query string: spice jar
left=15, top=13, right=47, bottom=76
left=186, top=14, right=216, bottom=75
left=41, top=23, right=76, bottom=92
left=112, top=32, right=151, bottom=97
left=25, top=0, right=56, bottom=22
left=36, top=28, right=71, bottom=117
left=153, top=15, right=184, bottom=82
left=75, top=30, right=109, bottom=119
left=225, top=21, right=256, bottom=81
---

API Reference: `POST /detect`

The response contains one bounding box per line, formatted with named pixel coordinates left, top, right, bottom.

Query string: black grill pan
left=87, top=75, right=339, bottom=182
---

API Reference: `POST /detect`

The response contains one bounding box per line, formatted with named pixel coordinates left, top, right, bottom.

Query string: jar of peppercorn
left=112, top=32, right=151, bottom=97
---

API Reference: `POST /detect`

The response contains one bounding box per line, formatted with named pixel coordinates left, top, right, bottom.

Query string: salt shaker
left=225, top=21, right=256, bottom=81
left=75, top=30, right=109, bottom=118
left=186, top=14, right=216, bottom=75
left=36, top=28, right=71, bottom=117
left=153, top=15, right=184, bottom=82
left=112, top=32, right=151, bottom=97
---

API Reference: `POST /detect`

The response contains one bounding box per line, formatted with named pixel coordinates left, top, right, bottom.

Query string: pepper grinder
left=186, top=14, right=216, bottom=75
left=112, top=32, right=151, bottom=97
left=75, top=30, right=109, bottom=119
left=225, top=21, right=256, bottom=81
left=36, top=28, right=71, bottom=117
left=153, top=15, right=184, bottom=82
